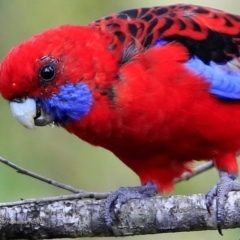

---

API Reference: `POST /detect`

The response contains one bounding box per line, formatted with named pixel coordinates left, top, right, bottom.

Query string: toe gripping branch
left=205, top=171, right=240, bottom=235
left=104, top=181, right=158, bottom=235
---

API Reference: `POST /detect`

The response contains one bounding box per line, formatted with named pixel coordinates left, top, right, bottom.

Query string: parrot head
left=0, top=25, right=119, bottom=129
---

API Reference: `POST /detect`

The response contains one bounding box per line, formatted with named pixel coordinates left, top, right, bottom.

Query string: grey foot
left=205, top=171, right=240, bottom=235
left=104, top=181, right=158, bottom=234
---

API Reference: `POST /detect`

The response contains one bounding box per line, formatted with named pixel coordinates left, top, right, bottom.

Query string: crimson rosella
left=1, top=4, right=240, bottom=234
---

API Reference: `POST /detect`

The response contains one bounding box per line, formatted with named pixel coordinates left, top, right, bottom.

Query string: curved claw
left=205, top=185, right=217, bottom=214
left=205, top=171, right=240, bottom=235
left=217, top=222, right=223, bottom=236
left=104, top=181, right=158, bottom=235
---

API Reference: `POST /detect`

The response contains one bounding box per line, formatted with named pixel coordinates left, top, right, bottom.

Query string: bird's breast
left=66, top=44, right=240, bottom=163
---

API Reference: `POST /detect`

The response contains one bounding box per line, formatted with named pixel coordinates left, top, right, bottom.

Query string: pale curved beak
left=10, top=98, right=37, bottom=129
left=10, top=98, right=54, bottom=129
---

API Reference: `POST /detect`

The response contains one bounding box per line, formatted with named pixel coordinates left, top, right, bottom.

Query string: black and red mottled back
left=90, top=4, right=240, bottom=64
left=2, top=4, right=240, bottom=234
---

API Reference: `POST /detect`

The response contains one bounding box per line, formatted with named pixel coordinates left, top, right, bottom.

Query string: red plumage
left=65, top=42, right=240, bottom=192
left=1, top=4, right=240, bottom=231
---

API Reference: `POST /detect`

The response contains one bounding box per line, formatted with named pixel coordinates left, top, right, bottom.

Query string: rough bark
left=0, top=192, right=239, bottom=238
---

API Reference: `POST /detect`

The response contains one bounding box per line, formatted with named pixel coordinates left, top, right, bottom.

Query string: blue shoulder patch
left=185, top=56, right=240, bottom=100
left=37, top=82, right=93, bottom=124
left=153, top=38, right=167, bottom=47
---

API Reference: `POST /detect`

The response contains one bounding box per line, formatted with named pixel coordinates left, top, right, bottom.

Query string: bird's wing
left=91, top=4, right=240, bottom=99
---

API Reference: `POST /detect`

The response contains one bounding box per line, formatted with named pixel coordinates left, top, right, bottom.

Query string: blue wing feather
left=186, top=56, right=240, bottom=100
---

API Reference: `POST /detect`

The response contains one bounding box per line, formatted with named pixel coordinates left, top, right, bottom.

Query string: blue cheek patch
left=38, top=82, right=93, bottom=124
left=185, top=56, right=240, bottom=100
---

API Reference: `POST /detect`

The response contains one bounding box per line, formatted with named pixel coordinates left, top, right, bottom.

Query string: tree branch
left=0, top=155, right=214, bottom=200
left=0, top=192, right=239, bottom=238
left=0, top=155, right=82, bottom=194
left=175, top=161, right=214, bottom=183
left=0, top=155, right=227, bottom=238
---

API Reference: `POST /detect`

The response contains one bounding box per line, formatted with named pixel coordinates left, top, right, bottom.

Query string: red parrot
left=0, top=4, right=240, bottom=234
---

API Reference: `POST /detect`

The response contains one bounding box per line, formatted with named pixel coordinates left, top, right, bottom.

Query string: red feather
left=65, top=42, right=240, bottom=192
left=1, top=4, right=240, bottom=193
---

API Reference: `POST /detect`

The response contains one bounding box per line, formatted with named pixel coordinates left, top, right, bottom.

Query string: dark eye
left=39, top=64, right=56, bottom=82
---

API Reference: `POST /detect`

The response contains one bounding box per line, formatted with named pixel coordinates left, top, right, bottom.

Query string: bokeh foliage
left=0, top=1, right=239, bottom=239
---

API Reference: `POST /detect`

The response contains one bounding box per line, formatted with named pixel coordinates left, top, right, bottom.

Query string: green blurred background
left=0, top=0, right=239, bottom=239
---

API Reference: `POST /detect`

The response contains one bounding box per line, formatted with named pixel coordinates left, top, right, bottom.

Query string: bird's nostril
left=11, top=97, right=25, bottom=103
